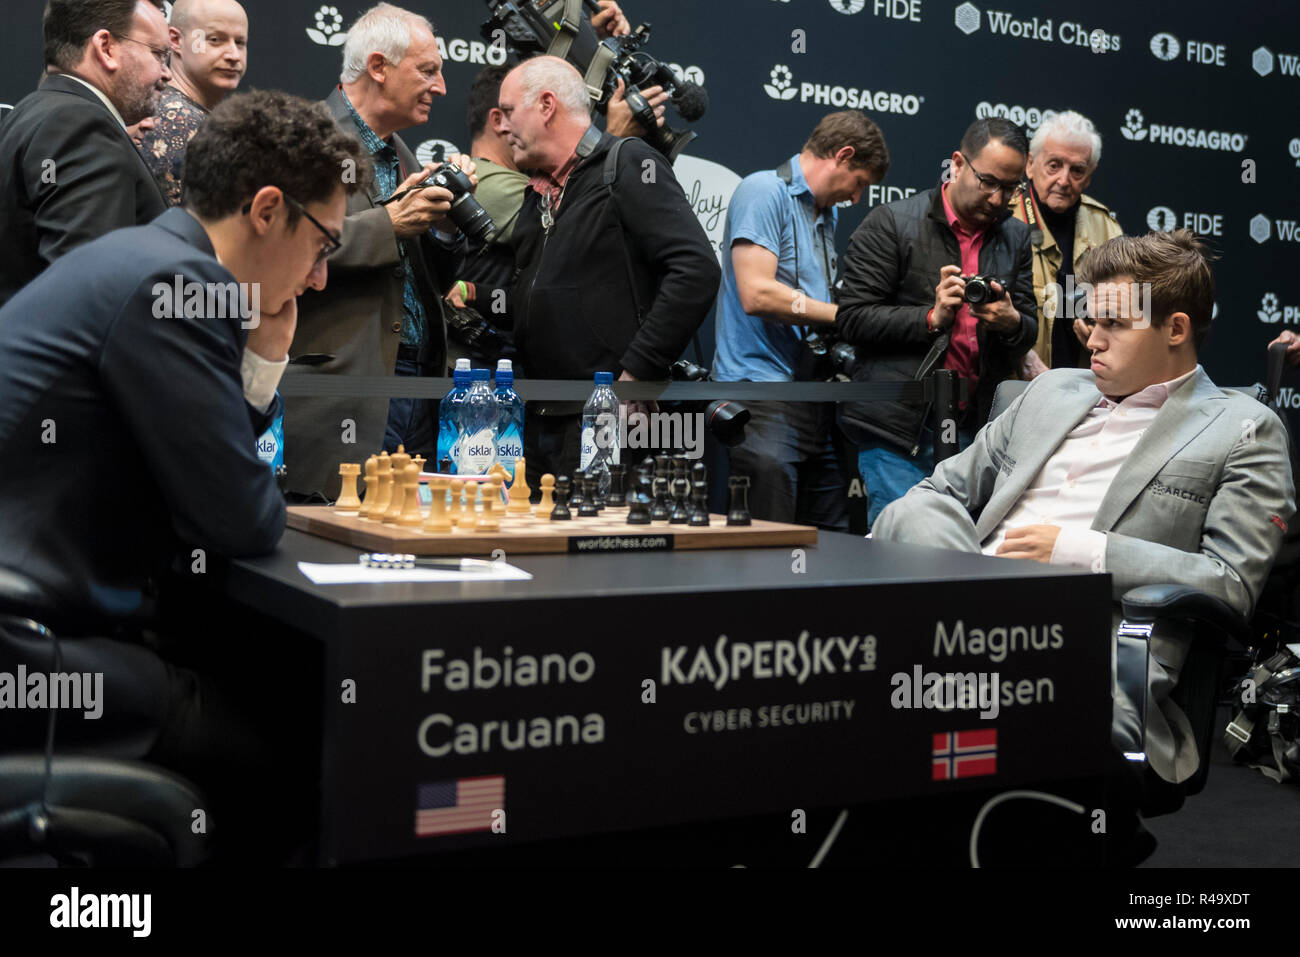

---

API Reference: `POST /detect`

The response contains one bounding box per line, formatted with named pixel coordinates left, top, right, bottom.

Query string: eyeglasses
left=241, top=193, right=342, bottom=269
left=960, top=151, right=1024, bottom=199
left=113, top=34, right=171, bottom=68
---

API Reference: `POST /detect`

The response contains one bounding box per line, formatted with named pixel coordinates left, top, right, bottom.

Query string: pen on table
left=359, top=553, right=500, bottom=571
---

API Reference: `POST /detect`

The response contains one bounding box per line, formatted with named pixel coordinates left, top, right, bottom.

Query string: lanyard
left=1019, top=189, right=1044, bottom=247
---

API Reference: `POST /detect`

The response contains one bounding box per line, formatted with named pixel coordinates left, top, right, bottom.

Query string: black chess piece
left=626, top=472, right=652, bottom=524
left=551, top=475, right=572, bottom=520
left=654, top=454, right=672, bottom=483
left=669, top=476, right=691, bottom=524
left=579, top=472, right=600, bottom=517
left=691, top=461, right=707, bottom=487
left=650, top=476, right=671, bottom=521
left=568, top=473, right=584, bottom=510
left=689, top=480, right=710, bottom=526
left=727, top=475, right=752, bottom=526
left=607, top=464, right=627, bottom=507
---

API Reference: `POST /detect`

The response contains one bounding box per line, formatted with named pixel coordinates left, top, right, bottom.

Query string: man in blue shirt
left=713, top=112, right=890, bottom=529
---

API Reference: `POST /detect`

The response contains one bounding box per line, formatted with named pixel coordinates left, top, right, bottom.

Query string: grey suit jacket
left=282, top=88, right=458, bottom=498
left=874, top=366, right=1296, bottom=781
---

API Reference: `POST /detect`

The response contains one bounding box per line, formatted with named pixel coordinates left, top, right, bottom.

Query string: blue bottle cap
left=595, top=371, right=614, bottom=384
left=473, top=368, right=491, bottom=381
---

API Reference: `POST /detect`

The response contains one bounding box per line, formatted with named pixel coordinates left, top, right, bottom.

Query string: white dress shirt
left=61, top=73, right=126, bottom=129
left=981, top=366, right=1200, bottom=571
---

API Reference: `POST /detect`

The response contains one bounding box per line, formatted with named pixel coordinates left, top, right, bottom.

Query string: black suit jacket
left=0, top=208, right=285, bottom=617
left=0, top=73, right=168, bottom=308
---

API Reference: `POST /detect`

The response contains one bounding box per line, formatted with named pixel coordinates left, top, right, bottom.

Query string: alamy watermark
left=1046, top=276, right=1154, bottom=326
left=0, top=667, right=102, bottom=719
left=589, top=408, right=706, bottom=459
left=890, top=665, right=1000, bottom=720
left=152, top=274, right=261, bottom=329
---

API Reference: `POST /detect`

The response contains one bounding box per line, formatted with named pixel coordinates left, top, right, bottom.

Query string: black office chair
left=0, top=567, right=213, bottom=866
left=987, top=366, right=1288, bottom=816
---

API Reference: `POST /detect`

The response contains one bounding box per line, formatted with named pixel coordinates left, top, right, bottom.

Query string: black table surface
left=223, top=527, right=1085, bottom=623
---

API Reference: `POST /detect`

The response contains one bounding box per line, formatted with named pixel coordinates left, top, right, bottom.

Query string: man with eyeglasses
left=1013, top=110, right=1123, bottom=377
left=835, top=117, right=1038, bottom=526
left=0, top=0, right=171, bottom=307
left=138, top=0, right=249, bottom=207
left=285, top=3, right=478, bottom=500
left=0, top=89, right=370, bottom=860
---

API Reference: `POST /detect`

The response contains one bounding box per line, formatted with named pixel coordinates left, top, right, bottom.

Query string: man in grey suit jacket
left=874, top=230, right=1296, bottom=785
left=285, top=4, right=475, bottom=499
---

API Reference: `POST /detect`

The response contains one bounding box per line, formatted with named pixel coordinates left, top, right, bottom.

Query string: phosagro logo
left=1250, top=214, right=1300, bottom=244
left=415, top=139, right=461, bottom=166
left=1258, top=292, right=1284, bottom=324
left=954, top=3, right=1119, bottom=51
left=1147, top=205, right=1223, bottom=236
left=1253, top=45, right=1300, bottom=77
left=437, top=35, right=507, bottom=66
left=1120, top=108, right=1247, bottom=152
left=307, top=4, right=347, bottom=46
left=761, top=64, right=923, bottom=114
left=975, top=101, right=1048, bottom=133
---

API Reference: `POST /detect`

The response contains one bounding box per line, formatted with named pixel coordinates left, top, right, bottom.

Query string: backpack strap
left=601, top=137, right=644, bottom=327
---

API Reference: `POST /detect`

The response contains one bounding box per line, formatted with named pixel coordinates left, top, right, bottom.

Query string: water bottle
left=455, top=368, right=497, bottom=476
left=255, top=409, right=284, bottom=473
left=493, top=359, right=525, bottom=483
left=580, top=371, right=620, bottom=497
left=437, top=358, right=472, bottom=472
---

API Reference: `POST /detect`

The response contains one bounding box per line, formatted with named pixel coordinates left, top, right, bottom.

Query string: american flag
left=932, top=729, right=997, bottom=780
left=414, top=776, right=506, bottom=837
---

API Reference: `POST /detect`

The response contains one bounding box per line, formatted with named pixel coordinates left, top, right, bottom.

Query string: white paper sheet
left=297, top=561, right=533, bottom=584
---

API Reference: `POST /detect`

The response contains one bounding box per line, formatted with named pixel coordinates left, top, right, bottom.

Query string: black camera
left=960, top=275, right=1005, bottom=305
left=796, top=330, right=859, bottom=382
left=666, top=357, right=750, bottom=446
left=445, top=303, right=511, bottom=365
left=424, top=164, right=497, bottom=245
left=480, top=0, right=707, bottom=162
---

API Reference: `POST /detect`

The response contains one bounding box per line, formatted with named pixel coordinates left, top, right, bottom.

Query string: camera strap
left=548, top=0, right=615, bottom=105
left=601, top=136, right=644, bottom=328
left=776, top=160, right=820, bottom=346
left=1018, top=189, right=1044, bottom=248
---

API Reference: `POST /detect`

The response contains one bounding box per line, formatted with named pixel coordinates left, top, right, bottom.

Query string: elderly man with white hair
left=1013, top=110, right=1123, bottom=376
left=284, top=3, right=477, bottom=500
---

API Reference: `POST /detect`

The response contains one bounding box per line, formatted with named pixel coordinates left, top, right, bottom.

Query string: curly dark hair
left=181, top=90, right=372, bottom=224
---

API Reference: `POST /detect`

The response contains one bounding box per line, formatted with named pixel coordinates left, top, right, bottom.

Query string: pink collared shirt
left=939, top=184, right=986, bottom=402
left=980, top=366, right=1201, bottom=570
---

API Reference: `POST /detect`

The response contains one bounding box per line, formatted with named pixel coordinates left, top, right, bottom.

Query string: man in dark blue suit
left=0, top=89, right=369, bottom=859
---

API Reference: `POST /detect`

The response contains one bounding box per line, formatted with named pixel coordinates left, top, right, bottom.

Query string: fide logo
left=416, top=139, right=461, bottom=167
left=307, top=4, right=348, bottom=46
left=1120, top=109, right=1147, bottom=141
left=1149, top=32, right=1179, bottom=60
left=1147, top=206, right=1177, bottom=231
left=829, top=0, right=867, bottom=11
left=764, top=65, right=798, bottom=100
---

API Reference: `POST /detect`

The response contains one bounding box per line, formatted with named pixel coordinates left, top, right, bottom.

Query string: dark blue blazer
left=0, top=208, right=285, bottom=617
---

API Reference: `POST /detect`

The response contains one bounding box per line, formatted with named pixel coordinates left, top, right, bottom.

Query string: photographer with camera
left=496, top=55, right=718, bottom=488
left=836, top=117, right=1037, bottom=527
left=284, top=4, right=479, bottom=499
left=712, top=112, right=890, bottom=530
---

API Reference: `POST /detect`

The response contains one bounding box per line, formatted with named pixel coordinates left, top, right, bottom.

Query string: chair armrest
left=1120, top=584, right=1249, bottom=644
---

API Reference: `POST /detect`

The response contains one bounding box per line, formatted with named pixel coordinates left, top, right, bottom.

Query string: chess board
left=286, top=505, right=818, bottom=556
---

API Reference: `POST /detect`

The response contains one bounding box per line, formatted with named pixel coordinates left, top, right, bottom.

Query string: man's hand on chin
left=995, top=524, right=1061, bottom=563
left=246, top=295, right=297, bottom=362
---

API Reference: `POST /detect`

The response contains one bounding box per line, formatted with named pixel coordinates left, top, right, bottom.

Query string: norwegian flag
left=932, top=729, right=997, bottom=780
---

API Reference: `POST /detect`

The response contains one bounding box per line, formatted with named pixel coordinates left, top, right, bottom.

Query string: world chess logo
left=1146, top=206, right=1177, bottom=231
left=954, top=2, right=981, bottom=34
left=1253, top=46, right=1274, bottom=76
left=829, top=0, right=867, bottom=13
left=1250, top=214, right=1272, bottom=244
left=307, top=5, right=348, bottom=46
left=1149, top=32, right=1179, bottom=61
left=415, top=139, right=461, bottom=167
left=763, top=65, right=798, bottom=100
left=1120, top=108, right=1148, bottom=141
left=1259, top=292, right=1282, bottom=324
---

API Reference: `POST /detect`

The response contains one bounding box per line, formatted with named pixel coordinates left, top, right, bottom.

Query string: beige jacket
left=1011, top=192, right=1122, bottom=367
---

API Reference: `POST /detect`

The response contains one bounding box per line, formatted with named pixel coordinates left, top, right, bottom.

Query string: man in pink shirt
left=874, top=230, right=1296, bottom=787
